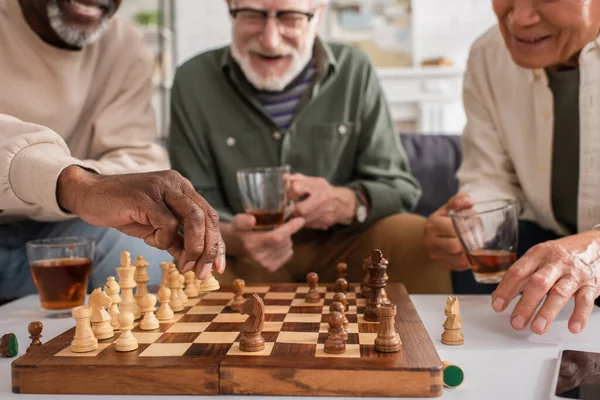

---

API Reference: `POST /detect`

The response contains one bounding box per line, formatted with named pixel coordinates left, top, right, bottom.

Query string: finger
left=232, top=213, right=257, bottom=232
left=428, top=215, right=457, bottom=238
left=288, top=179, right=311, bottom=202
left=274, top=217, right=306, bottom=237
left=508, top=266, right=564, bottom=332
left=262, top=248, right=294, bottom=273
left=438, top=193, right=474, bottom=216
left=492, top=246, right=545, bottom=312
left=569, top=286, right=597, bottom=334
left=213, top=234, right=227, bottom=274
left=116, top=223, right=157, bottom=244
left=433, top=236, right=465, bottom=256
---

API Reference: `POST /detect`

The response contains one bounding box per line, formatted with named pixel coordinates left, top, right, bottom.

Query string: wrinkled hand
left=287, top=173, right=355, bottom=230
left=231, top=213, right=305, bottom=272
left=423, top=193, right=474, bottom=270
left=492, top=231, right=600, bottom=334
left=57, top=166, right=225, bottom=279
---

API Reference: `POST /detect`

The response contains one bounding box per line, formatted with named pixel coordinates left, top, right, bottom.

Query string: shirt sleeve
left=456, top=49, right=525, bottom=205
left=167, top=76, right=234, bottom=223
left=342, top=60, right=422, bottom=231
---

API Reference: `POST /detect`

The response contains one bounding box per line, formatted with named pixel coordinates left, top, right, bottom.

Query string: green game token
left=443, top=364, right=464, bottom=388
left=1, top=333, right=18, bottom=358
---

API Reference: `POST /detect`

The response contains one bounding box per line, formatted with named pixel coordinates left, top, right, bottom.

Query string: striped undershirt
left=254, top=62, right=317, bottom=132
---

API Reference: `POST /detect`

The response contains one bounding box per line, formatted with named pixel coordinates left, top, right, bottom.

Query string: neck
left=19, top=0, right=79, bottom=50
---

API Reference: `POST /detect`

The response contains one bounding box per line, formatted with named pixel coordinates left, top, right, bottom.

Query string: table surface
left=1, top=294, right=599, bottom=400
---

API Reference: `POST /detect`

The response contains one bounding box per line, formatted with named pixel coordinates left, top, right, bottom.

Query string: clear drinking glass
left=236, top=165, right=290, bottom=230
left=26, top=237, right=94, bottom=315
left=449, top=200, right=518, bottom=284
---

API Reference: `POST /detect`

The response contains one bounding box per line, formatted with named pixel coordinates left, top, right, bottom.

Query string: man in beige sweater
left=0, top=0, right=224, bottom=302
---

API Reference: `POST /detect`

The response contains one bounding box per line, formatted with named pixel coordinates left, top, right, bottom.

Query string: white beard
left=47, top=0, right=112, bottom=48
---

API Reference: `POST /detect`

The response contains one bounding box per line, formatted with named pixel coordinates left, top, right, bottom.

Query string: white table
left=1, top=294, right=599, bottom=400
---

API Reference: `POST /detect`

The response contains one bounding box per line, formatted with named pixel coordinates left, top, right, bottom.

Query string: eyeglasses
left=229, top=7, right=315, bottom=37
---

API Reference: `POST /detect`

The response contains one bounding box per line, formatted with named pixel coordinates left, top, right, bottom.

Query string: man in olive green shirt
left=168, top=0, right=451, bottom=294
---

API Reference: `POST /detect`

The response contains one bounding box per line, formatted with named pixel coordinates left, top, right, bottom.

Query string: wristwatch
left=353, top=189, right=368, bottom=224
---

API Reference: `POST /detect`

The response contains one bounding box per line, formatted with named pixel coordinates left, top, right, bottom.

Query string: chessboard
left=12, top=283, right=442, bottom=397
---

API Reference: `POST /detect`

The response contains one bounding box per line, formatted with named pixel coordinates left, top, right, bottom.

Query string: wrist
left=332, top=187, right=357, bottom=225
left=56, top=165, right=94, bottom=213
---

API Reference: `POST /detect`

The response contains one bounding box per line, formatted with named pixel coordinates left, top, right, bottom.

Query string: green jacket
left=168, top=38, right=421, bottom=231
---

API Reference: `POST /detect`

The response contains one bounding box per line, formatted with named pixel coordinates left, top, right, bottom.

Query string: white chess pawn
left=115, top=311, right=138, bottom=352
left=184, top=271, right=199, bottom=298
left=156, top=286, right=175, bottom=321
left=179, top=274, right=189, bottom=305
left=199, top=271, right=220, bottom=292
left=194, top=278, right=202, bottom=294
left=104, top=277, right=121, bottom=331
left=168, top=269, right=184, bottom=312
left=70, top=305, right=98, bottom=353
left=139, top=293, right=160, bottom=331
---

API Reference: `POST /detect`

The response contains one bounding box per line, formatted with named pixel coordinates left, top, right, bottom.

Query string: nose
left=508, top=0, right=541, bottom=27
left=259, top=17, right=282, bottom=51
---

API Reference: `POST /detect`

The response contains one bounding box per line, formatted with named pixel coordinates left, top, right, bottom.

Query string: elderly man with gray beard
left=0, top=0, right=183, bottom=303
left=168, top=0, right=452, bottom=294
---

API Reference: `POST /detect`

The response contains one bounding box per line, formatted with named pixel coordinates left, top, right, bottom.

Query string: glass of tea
left=237, top=165, right=291, bottom=230
left=26, top=237, right=94, bottom=315
left=449, top=199, right=519, bottom=284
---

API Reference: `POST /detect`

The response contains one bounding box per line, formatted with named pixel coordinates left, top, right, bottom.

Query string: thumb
left=277, top=217, right=306, bottom=236
left=439, top=193, right=474, bottom=216
left=232, top=213, right=256, bottom=232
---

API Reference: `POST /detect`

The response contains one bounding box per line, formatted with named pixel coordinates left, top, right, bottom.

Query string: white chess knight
left=139, top=293, right=160, bottom=331
left=89, top=288, right=114, bottom=340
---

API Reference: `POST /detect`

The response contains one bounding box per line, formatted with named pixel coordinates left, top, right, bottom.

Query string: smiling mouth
left=63, top=0, right=111, bottom=18
left=515, top=35, right=552, bottom=44
left=256, top=54, right=287, bottom=61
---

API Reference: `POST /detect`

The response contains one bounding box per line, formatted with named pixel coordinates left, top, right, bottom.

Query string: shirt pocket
left=294, top=121, right=361, bottom=181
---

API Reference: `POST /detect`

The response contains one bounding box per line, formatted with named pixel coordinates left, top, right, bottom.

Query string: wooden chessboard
left=12, top=283, right=443, bottom=397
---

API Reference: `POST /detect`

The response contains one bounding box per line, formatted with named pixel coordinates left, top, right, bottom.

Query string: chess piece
left=168, top=268, right=184, bottom=312
left=336, top=262, right=348, bottom=279
left=441, top=297, right=464, bottom=345
left=375, top=303, right=401, bottom=353
left=363, top=250, right=387, bottom=322
left=0, top=333, right=18, bottom=357
left=332, top=293, right=349, bottom=328
left=104, top=277, right=121, bottom=331
left=134, top=255, right=151, bottom=316
left=442, top=361, right=464, bottom=388
left=179, top=274, right=189, bottom=306
left=116, top=251, right=141, bottom=320
left=334, top=277, right=348, bottom=294
left=361, top=258, right=371, bottom=296
left=199, top=271, right=220, bottom=292
left=156, top=286, right=175, bottom=321
left=324, top=311, right=346, bottom=354
left=381, top=269, right=390, bottom=305
left=88, top=288, right=114, bottom=340
left=184, top=271, right=200, bottom=298
left=329, top=302, right=348, bottom=341
left=27, top=321, right=43, bottom=352
left=194, top=277, right=202, bottom=294
left=159, top=261, right=170, bottom=288
left=239, top=293, right=265, bottom=352
left=115, top=311, right=138, bottom=352
left=305, top=272, right=320, bottom=303
left=139, top=294, right=160, bottom=331
left=231, top=279, right=245, bottom=311
left=70, top=305, right=98, bottom=353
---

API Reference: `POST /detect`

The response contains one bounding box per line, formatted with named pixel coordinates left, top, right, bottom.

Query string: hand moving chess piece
left=239, top=293, right=265, bottom=352
left=375, top=303, right=401, bottom=353
left=364, top=250, right=387, bottom=322
left=184, top=271, right=200, bottom=298
left=441, top=297, right=464, bottom=345
left=71, top=305, right=98, bottom=353
left=329, top=302, right=348, bottom=341
left=27, top=321, right=43, bottom=353
left=1, top=333, right=18, bottom=357
left=156, top=286, right=175, bottom=321
left=89, top=288, right=114, bottom=340
left=334, top=277, right=348, bottom=294
left=168, top=268, right=184, bottom=312
left=336, top=262, right=348, bottom=279
left=324, top=311, right=346, bottom=354
left=332, top=293, right=349, bottom=328
left=231, top=279, right=245, bottom=311
left=139, top=294, right=160, bottom=331
left=305, top=272, right=321, bottom=303
left=104, top=277, right=121, bottom=331
left=115, top=311, right=138, bottom=352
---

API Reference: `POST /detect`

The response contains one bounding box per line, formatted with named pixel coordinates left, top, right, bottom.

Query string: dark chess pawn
left=0, top=333, right=18, bottom=357
left=305, top=272, right=321, bottom=303
left=324, top=311, right=346, bottom=354
left=334, top=277, right=348, bottom=295
left=329, top=302, right=348, bottom=341
left=231, top=279, right=245, bottom=311
left=27, top=321, right=43, bottom=353
left=333, top=293, right=350, bottom=328
left=336, top=262, right=348, bottom=280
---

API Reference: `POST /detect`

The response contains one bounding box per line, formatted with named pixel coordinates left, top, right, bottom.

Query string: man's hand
left=287, top=173, right=356, bottom=230
left=423, top=193, right=474, bottom=270
left=223, top=214, right=306, bottom=272
left=56, top=165, right=225, bottom=279
left=492, top=231, right=600, bottom=335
